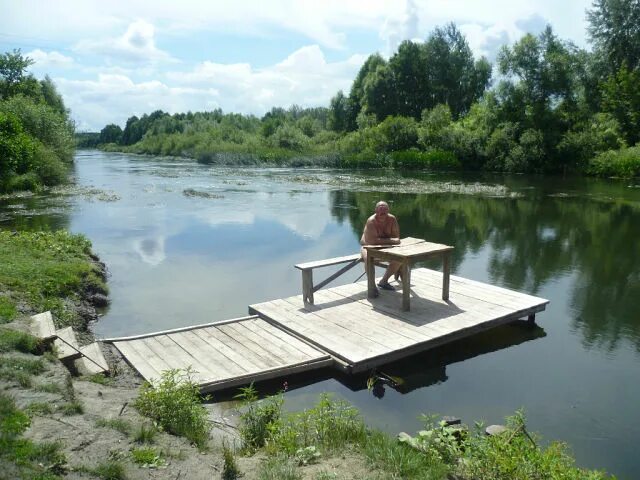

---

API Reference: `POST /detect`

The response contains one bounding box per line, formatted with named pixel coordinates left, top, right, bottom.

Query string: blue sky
left=0, top=0, right=593, bottom=131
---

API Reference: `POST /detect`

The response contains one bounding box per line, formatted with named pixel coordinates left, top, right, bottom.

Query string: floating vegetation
left=182, top=189, right=224, bottom=199
left=48, top=185, right=121, bottom=202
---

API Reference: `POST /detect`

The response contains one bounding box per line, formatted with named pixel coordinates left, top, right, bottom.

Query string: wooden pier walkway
left=107, top=267, right=548, bottom=393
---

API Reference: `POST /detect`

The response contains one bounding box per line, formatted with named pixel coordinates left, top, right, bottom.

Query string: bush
left=391, top=149, right=460, bottom=170
left=587, top=145, right=640, bottom=178
left=235, top=384, right=283, bottom=452
left=134, top=368, right=210, bottom=448
left=340, top=151, right=389, bottom=168
left=374, top=116, right=418, bottom=152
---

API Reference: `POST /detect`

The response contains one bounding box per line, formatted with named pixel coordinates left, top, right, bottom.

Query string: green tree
left=389, top=40, right=429, bottom=119
left=0, top=111, right=34, bottom=185
left=601, top=63, right=640, bottom=144
left=0, top=49, right=34, bottom=99
left=328, top=90, right=349, bottom=132
left=347, top=53, right=387, bottom=130
left=99, top=123, right=123, bottom=144
left=361, top=63, right=398, bottom=121
left=587, top=0, right=640, bottom=72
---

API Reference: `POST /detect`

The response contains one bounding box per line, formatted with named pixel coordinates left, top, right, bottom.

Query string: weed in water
left=92, top=460, right=126, bottom=480
left=96, top=418, right=132, bottom=436
left=222, top=442, right=241, bottom=480
left=0, top=327, right=39, bottom=353
left=57, top=399, right=84, bottom=416
left=133, top=422, right=157, bottom=444
left=258, top=455, right=301, bottom=480
left=130, top=447, right=166, bottom=468
left=26, top=401, right=54, bottom=415
left=134, top=367, right=210, bottom=448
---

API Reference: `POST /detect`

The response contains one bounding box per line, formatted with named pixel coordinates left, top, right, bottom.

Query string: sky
left=0, top=0, right=594, bottom=131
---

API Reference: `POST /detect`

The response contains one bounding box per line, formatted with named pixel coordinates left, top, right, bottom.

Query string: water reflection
left=329, top=190, right=640, bottom=352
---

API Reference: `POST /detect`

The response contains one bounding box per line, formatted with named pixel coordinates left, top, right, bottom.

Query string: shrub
left=130, top=447, right=165, bottom=468
left=390, top=149, right=460, bottom=170
left=235, top=383, right=283, bottom=452
left=587, top=145, right=640, bottom=178
left=134, top=368, right=210, bottom=448
left=222, top=442, right=241, bottom=480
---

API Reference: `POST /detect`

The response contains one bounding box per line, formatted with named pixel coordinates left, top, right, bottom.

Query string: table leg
left=366, top=252, right=377, bottom=298
left=401, top=261, right=411, bottom=311
left=442, top=252, right=450, bottom=301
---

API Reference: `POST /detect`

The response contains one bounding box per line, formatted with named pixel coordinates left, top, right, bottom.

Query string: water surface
left=1, top=150, right=638, bottom=478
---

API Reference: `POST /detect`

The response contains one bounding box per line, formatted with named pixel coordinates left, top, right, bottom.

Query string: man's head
left=375, top=201, right=390, bottom=217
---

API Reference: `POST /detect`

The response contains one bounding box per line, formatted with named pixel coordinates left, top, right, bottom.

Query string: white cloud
left=73, top=20, right=175, bottom=65
left=26, top=49, right=74, bottom=69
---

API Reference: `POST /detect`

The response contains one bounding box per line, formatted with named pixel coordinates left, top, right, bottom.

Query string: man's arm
left=361, top=218, right=399, bottom=245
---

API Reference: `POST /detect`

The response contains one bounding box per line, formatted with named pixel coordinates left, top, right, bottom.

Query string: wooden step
left=76, top=342, right=109, bottom=375
left=53, top=327, right=81, bottom=360
left=29, top=311, right=56, bottom=340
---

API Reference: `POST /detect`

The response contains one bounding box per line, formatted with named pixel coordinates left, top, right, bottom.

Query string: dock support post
left=442, top=252, right=451, bottom=301
left=302, top=270, right=314, bottom=305
left=527, top=314, right=536, bottom=324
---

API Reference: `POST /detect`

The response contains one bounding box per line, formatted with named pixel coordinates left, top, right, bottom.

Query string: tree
left=0, top=49, right=34, bottom=98
left=361, top=63, right=398, bottom=121
left=99, top=124, right=123, bottom=144
left=347, top=54, right=387, bottom=130
left=587, top=0, right=640, bottom=72
left=40, top=75, right=66, bottom=115
left=601, top=64, right=640, bottom=144
left=389, top=40, right=429, bottom=119
left=328, top=90, right=349, bottom=132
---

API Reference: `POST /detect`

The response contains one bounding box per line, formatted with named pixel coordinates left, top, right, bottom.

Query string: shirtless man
left=360, top=201, right=401, bottom=291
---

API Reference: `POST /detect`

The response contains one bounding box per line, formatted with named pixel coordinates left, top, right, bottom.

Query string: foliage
left=601, top=64, right=640, bottom=145
left=133, top=423, right=158, bottom=444
left=235, top=383, right=283, bottom=452
left=134, top=367, right=210, bottom=448
left=99, top=124, right=123, bottom=145
left=0, top=327, right=40, bottom=353
left=222, top=442, right=242, bottom=480
left=391, top=149, right=460, bottom=170
left=459, top=410, right=613, bottom=479
left=0, top=393, right=67, bottom=479
left=130, top=447, right=166, bottom=468
left=0, top=296, right=17, bottom=322
left=587, top=145, right=640, bottom=178
left=258, top=455, right=301, bottom=480
left=96, top=418, right=133, bottom=436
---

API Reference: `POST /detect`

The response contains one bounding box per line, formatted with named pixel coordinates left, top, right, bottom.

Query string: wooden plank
left=209, top=324, right=279, bottom=370
left=147, top=335, right=208, bottom=379
left=295, top=253, right=362, bottom=270
left=195, top=327, right=258, bottom=373
left=54, top=326, right=80, bottom=360
left=79, top=342, right=108, bottom=374
left=219, top=322, right=289, bottom=366
left=245, top=318, right=328, bottom=358
left=166, top=331, right=236, bottom=380
left=101, top=315, right=260, bottom=343
left=112, top=341, right=161, bottom=382
left=29, top=311, right=56, bottom=340
left=251, top=300, right=374, bottom=363
left=241, top=319, right=314, bottom=362
left=125, top=338, right=175, bottom=379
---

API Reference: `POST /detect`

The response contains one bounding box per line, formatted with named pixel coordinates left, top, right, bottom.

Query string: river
left=1, top=150, right=639, bottom=478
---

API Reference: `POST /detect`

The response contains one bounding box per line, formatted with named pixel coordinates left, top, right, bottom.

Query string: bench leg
left=442, top=252, right=450, bottom=301
left=302, top=270, right=314, bottom=305
left=401, top=262, right=411, bottom=311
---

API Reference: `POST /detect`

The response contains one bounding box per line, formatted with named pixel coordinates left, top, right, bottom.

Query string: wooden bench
left=295, top=253, right=363, bottom=305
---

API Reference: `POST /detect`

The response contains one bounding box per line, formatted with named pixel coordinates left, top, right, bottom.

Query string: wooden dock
left=107, top=267, right=548, bottom=392
left=250, top=267, right=548, bottom=373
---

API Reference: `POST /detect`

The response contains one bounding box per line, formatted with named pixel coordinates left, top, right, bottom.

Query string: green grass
left=57, top=400, right=84, bottom=416
left=96, top=418, right=132, bottom=436
left=26, top=401, right=54, bottom=415
left=0, top=296, right=17, bottom=323
left=258, top=455, right=301, bottom=480
left=0, top=327, right=40, bottom=353
left=132, top=422, right=157, bottom=444
left=91, top=460, right=126, bottom=480
left=84, top=373, right=113, bottom=385
left=222, top=442, right=241, bottom=480
left=0, top=393, right=67, bottom=479
left=134, top=368, right=210, bottom=448
left=0, top=230, right=107, bottom=329
left=130, top=447, right=165, bottom=468
left=0, top=355, right=45, bottom=387
left=34, top=382, right=64, bottom=394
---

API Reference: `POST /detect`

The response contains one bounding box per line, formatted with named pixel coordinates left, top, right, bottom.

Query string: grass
left=236, top=389, right=616, bottom=480
left=222, top=442, right=241, bottom=480
left=0, top=355, right=45, bottom=387
left=96, top=418, right=132, bottom=436
left=57, top=399, right=84, bottom=416
left=26, top=401, right=55, bottom=415
left=0, top=328, right=40, bottom=353
left=0, top=295, right=17, bottom=323
left=34, top=382, right=64, bottom=394
left=85, top=373, right=113, bottom=385
left=132, top=422, right=157, bottom=444
left=130, top=446, right=166, bottom=468
left=134, top=368, right=210, bottom=448
left=0, top=230, right=107, bottom=329
left=0, top=392, right=67, bottom=479
left=91, top=460, right=126, bottom=480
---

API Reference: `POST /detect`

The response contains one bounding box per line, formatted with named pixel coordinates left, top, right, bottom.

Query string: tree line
left=95, top=0, right=639, bottom=177
left=0, top=50, right=75, bottom=193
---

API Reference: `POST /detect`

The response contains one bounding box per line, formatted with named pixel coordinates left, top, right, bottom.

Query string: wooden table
left=365, top=239, right=454, bottom=311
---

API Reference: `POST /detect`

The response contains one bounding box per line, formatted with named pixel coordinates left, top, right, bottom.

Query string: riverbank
left=0, top=229, right=618, bottom=479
